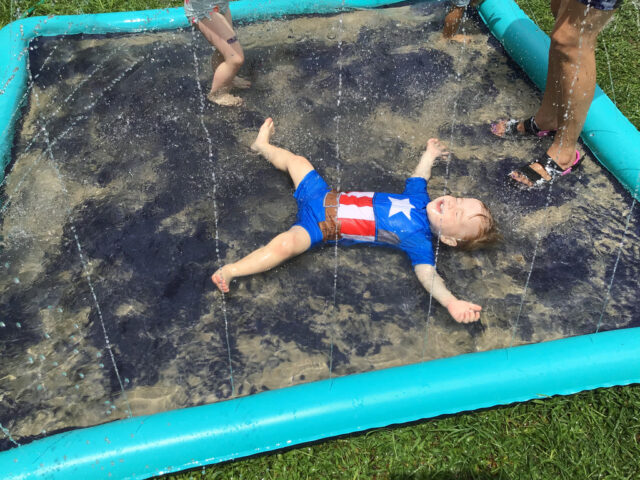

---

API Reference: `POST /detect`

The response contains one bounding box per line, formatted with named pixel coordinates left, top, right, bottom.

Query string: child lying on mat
left=212, top=118, right=499, bottom=323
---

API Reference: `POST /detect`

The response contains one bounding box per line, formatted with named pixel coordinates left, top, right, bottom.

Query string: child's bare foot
left=207, top=89, right=243, bottom=107
left=250, top=118, right=275, bottom=152
left=449, top=33, right=470, bottom=43
left=232, top=76, right=251, bottom=89
left=211, top=267, right=233, bottom=293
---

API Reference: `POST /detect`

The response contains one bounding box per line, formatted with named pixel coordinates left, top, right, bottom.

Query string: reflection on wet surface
left=1, top=1, right=639, bottom=450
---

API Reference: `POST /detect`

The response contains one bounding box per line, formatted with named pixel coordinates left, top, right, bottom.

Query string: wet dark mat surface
left=1, top=2, right=639, bottom=450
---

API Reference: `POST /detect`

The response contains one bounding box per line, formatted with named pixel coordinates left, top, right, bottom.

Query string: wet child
left=184, top=0, right=249, bottom=106
left=212, top=118, right=499, bottom=323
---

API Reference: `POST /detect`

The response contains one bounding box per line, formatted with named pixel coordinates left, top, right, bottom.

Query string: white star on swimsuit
left=389, top=197, right=414, bottom=220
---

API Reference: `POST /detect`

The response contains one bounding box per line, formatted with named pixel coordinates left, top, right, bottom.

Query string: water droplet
left=52, top=361, right=58, bottom=367
left=44, top=333, right=50, bottom=339
left=16, top=322, right=21, bottom=328
left=13, top=278, right=20, bottom=284
left=99, top=363, right=104, bottom=368
left=0, top=322, right=5, bottom=328
left=78, top=373, right=85, bottom=379
left=96, top=352, right=102, bottom=358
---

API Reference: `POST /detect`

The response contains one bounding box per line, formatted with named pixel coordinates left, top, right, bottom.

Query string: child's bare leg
left=212, top=226, right=311, bottom=292
left=250, top=118, right=314, bottom=189
left=196, top=12, right=245, bottom=106
left=210, top=37, right=250, bottom=88
left=443, top=6, right=465, bottom=39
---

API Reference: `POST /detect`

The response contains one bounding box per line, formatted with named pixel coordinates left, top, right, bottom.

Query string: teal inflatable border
left=1, top=1, right=639, bottom=479
left=2, top=329, right=640, bottom=480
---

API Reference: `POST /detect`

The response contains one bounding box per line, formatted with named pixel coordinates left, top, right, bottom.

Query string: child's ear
left=439, top=235, right=458, bottom=247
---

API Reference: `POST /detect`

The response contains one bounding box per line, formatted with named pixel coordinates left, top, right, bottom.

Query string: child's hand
left=421, top=138, right=449, bottom=163
left=447, top=299, right=481, bottom=323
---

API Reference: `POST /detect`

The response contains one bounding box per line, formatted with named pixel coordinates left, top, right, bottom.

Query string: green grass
left=1, top=0, right=639, bottom=478
left=163, top=386, right=640, bottom=479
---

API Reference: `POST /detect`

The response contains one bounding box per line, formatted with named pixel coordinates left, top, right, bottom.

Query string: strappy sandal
left=491, top=116, right=556, bottom=139
left=509, top=150, right=582, bottom=189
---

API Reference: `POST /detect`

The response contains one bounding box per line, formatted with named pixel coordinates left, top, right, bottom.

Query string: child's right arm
left=411, top=138, right=448, bottom=181
left=414, top=264, right=481, bottom=323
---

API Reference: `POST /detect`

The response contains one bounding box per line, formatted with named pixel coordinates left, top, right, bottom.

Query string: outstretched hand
left=422, top=138, right=449, bottom=162
left=446, top=299, right=481, bottom=323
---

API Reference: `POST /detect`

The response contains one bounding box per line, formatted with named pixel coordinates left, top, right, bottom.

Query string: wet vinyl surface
left=1, top=1, right=639, bottom=450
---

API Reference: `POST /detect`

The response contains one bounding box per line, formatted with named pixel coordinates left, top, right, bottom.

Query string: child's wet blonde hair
left=456, top=201, right=501, bottom=251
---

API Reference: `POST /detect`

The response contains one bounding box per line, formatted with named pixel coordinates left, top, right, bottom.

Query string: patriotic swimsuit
left=293, top=170, right=435, bottom=266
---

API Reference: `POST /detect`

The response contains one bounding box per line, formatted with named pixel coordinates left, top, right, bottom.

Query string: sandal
left=509, top=150, right=582, bottom=189
left=491, top=116, right=556, bottom=138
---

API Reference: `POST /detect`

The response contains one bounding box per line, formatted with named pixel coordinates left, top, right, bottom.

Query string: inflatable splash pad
left=1, top=0, right=639, bottom=478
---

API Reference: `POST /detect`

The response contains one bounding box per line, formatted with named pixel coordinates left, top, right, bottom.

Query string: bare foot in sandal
left=509, top=151, right=582, bottom=189
left=491, top=116, right=556, bottom=138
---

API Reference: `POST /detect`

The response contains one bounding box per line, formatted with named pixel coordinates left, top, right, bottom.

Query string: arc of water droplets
left=189, top=29, right=235, bottom=395
left=0, top=17, right=88, bottom=137
left=595, top=173, right=640, bottom=332
left=1, top=28, right=71, bottom=165
left=509, top=5, right=596, bottom=347
left=328, top=3, right=346, bottom=381
left=0, top=423, right=20, bottom=448
left=601, top=39, right=616, bottom=104
left=1, top=48, right=146, bottom=426
left=41, top=127, right=133, bottom=418
left=1, top=50, right=140, bottom=215
left=1, top=6, right=173, bottom=187
left=422, top=13, right=469, bottom=359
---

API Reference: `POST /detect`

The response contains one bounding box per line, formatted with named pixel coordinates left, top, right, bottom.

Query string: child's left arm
left=414, top=264, right=481, bottom=323
left=411, top=138, right=448, bottom=181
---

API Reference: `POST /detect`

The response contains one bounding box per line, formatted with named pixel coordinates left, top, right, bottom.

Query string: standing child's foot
left=232, top=76, right=251, bottom=89
left=207, top=89, right=243, bottom=107
left=211, top=267, right=233, bottom=293
left=251, top=118, right=275, bottom=153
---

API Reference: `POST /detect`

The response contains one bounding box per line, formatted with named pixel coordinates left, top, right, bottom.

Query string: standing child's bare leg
left=195, top=11, right=245, bottom=106
left=211, top=51, right=251, bottom=89
left=212, top=118, right=316, bottom=292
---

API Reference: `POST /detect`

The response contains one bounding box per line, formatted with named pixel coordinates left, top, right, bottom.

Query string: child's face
left=426, top=196, right=485, bottom=241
